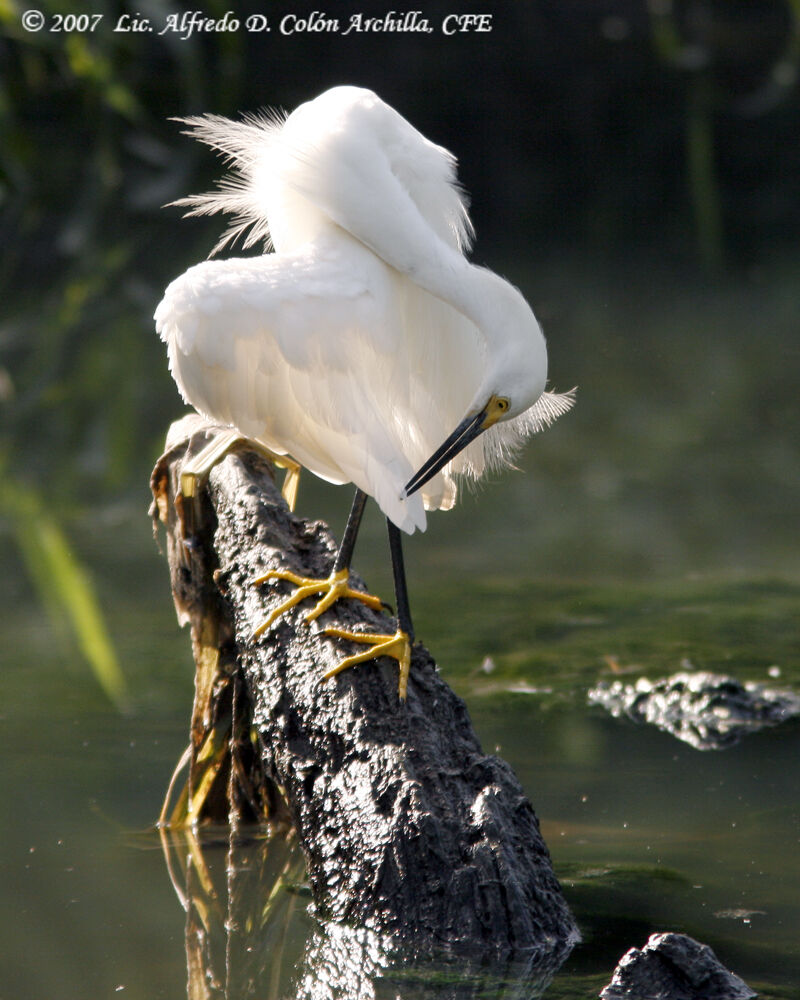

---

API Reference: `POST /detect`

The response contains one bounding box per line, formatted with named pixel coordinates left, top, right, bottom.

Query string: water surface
left=2, top=504, right=797, bottom=997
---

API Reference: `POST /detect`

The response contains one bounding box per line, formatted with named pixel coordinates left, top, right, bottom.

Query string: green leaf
left=0, top=476, right=128, bottom=709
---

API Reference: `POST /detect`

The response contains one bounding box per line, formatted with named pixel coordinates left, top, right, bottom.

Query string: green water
left=2, top=493, right=798, bottom=998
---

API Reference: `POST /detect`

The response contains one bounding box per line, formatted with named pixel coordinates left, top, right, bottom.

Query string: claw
left=253, top=568, right=411, bottom=700
left=322, top=627, right=412, bottom=700
left=252, top=567, right=383, bottom=638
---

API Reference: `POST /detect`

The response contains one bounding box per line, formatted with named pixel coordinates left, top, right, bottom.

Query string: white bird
left=155, top=86, right=573, bottom=699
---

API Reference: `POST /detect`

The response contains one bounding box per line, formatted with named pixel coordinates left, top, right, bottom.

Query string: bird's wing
left=155, top=247, right=429, bottom=532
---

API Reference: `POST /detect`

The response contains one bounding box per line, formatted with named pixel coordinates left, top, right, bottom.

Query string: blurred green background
left=1, top=2, right=799, bottom=998
left=3, top=0, right=799, bottom=587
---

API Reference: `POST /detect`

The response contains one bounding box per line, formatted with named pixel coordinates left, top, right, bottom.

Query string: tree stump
left=151, top=415, right=578, bottom=959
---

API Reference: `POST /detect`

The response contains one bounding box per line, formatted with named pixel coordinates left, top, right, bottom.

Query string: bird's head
left=405, top=275, right=547, bottom=498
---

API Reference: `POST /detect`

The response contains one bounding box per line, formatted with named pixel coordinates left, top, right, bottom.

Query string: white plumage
left=155, top=86, right=573, bottom=533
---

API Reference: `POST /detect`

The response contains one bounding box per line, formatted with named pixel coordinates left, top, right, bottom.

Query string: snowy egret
left=155, top=86, right=573, bottom=699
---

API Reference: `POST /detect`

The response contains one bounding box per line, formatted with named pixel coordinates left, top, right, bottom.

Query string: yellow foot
left=322, top=628, right=412, bottom=701
left=252, top=567, right=383, bottom=638
left=181, top=430, right=301, bottom=511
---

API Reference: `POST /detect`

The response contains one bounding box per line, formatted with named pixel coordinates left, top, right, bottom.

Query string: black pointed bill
left=404, top=406, right=488, bottom=498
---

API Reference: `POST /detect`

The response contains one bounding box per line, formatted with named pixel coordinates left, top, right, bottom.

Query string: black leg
left=333, top=488, right=368, bottom=573
left=387, top=519, right=414, bottom=641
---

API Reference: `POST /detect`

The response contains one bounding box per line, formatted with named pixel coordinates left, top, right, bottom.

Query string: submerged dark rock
left=600, top=932, right=756, bottom=1000
left=589, top=670, right=800, bottom=750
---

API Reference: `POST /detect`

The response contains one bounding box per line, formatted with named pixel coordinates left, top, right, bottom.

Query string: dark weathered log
left=151, top=416, right=578, bottom=959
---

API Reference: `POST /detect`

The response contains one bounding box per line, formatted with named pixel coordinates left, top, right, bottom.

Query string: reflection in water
left=297, top=924, right=562, bottom=1000
left=160, top=825, right=305, bottom=1000
left=159, top=827, right=569, bottom=1000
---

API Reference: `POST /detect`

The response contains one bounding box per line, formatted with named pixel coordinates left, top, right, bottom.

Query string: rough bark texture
left=151, top=416, right=578, bottom=959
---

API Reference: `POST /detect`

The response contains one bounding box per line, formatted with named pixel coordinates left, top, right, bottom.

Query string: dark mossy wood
left=151, top=415, right=578, bottom=958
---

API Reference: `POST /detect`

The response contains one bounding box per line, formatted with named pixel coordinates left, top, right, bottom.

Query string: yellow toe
left=323, top=628, right=412, bottom=700
left=252, top=567, right=383, bottom=638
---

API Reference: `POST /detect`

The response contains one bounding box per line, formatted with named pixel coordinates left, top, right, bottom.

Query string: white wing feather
left=155, top=237, right=486, bottom=532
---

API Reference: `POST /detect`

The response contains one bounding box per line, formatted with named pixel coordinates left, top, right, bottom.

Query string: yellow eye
left=482, top=395, right=510, bottom=429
